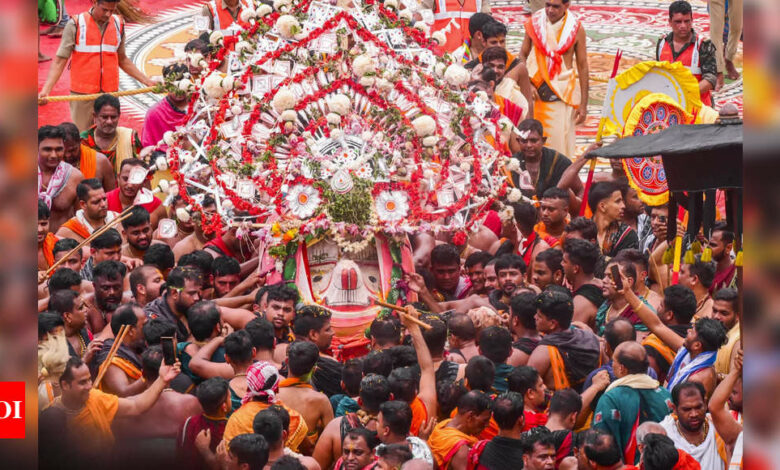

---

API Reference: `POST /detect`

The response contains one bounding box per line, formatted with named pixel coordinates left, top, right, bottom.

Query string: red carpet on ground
left=37, top=0, right=196, bottom=131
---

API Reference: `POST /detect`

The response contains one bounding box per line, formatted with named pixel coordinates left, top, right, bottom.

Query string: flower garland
left=163, top=0, right=511, bottom=247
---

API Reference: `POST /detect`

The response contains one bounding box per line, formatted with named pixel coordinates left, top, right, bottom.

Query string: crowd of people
left=37, top=0, right=742, bottom=468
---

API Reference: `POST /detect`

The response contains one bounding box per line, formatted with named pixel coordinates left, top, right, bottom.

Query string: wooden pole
left=371, top=297, right=432, bottom=331
left=44, top=207, right=135, bottom=277
left=93, top=324, right=130, bottom=389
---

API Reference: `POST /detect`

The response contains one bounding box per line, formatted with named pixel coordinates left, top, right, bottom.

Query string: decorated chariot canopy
left=152, top=0, right=520, bottom=338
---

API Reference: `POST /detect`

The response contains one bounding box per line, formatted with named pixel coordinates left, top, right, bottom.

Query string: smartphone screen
left=610, top=265, right=623, bottom=290
left=161, top=336, right=177, bottom=365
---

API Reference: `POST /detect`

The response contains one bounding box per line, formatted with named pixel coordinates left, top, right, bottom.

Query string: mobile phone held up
left=161, top=336, right=177, bottom=365
left=610, top=265, right=623, bottom=291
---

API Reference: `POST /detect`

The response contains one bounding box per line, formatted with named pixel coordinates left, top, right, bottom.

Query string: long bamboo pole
left=371, top=297, right=432, bottom=331
left=93, top=324, right=130, bottom=389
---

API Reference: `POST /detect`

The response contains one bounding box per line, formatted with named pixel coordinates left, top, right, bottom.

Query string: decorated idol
left=151, top=0, right=518, bottom=343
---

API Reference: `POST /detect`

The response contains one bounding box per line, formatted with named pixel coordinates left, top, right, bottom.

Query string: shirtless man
left=278, top=341, right=334, bottom=446
left=38, top=125, right=84, bottom=232
left=38, top=199, right=57, bottom=271
left=616, top=273, right=726, bottom=398
left=121, top=206, right=154, bottom=262
left=561, top=239, right=603, bottom=330
left=203, top=218, right=260, bottom=277
left=313, top=374, right=390, bottom=470
left=41, top=242, right=94, bottom=300
left=527, top=290, right=600, bottom=391
left=107, top=158, right=167, bottom=230
left=86, top=260, right=128, bottom=338
left=252, top=409, right=321, bottom=470
left=57, top=178, right=117, bottom=243
left=60, top=122, right=116, bottom=191
left=128, top=265, right=165, bottom=307
left=98, top=302, right=148, bottom=397
left=173, top=196, right=217, bottom=262
left=679, top=260, right=716, bottom=320
left=113, top=346, right=202, bottom=442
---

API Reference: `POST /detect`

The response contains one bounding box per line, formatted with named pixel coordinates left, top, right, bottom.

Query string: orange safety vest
left=71, top=12, right=123, bottom=94
left=207, top=0, right=245, bottom=34
left=431, top=0, right=482, bottom=53
left=657, top=35, right=711, bottom=106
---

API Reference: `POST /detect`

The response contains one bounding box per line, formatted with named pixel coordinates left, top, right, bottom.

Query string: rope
left=38, top=85, right=163, bottom=103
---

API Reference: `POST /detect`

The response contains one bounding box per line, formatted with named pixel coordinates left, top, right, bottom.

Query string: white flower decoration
left=412, top=115, right=436, bottom=137
left=163, top=131, right=176, bottom=147
left=187, top=52, right=203, bottom=65
left=203, top=72, right=228, bottom=98
left=276, top=15, right=300, bottom=39
left=398, top=9, right=412, bottom=21
left=498, top=116, right=513, bottom=142
left=256, top=4, right=272, bottom=16
left=375, top=78, right=392, bottom=92
left=498, top=206, right=515, bottom=224
left=273, top=0, right=291, bottom=11
left=422, top=135, right=438, bottom=147
left=413, top=22, right=429, bottom=35
left=280, top=109, right=297, bottom=122
left=239, top=8, right=255, bottom=22
left=506, top=157, right=521, bottom=172
left=209, top=31, right=224, bottom=45
left=359, top=76, right=375, bottom=87
left=175, top=208, right=191, bottom=223
left=444, top=64, right=469, bottom=87
left=326, top=113, right=342, bottom=125
left=154, top=156, right=169, bottom=171
left=384, top=0, right=399, bottom=9
left=272, top=87, right=296, bottom=113
left=286, top=185, right=321, bottom=218
left=327, top=94, right=351, bottom=116
left=507, top=188, right=522, bottom=203
left=177, top=78, right=194, bottom=93
left=235, top=40, right=254, bottom=54
left=352, top=54, right=376, bottom=77
left=330, top=169, right=353, bottom=193
left=375, top=191, right=409, bottom=222
left=355, top=162, right=372, bottom=179
left=431, top=31, right=447, bottom=45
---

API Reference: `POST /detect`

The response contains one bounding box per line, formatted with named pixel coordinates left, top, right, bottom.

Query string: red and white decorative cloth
left=242, top=361, right=281, bottom=405
left=528, top=9, right=581, bottom=79
left=38, top=161, right=73, bottom=209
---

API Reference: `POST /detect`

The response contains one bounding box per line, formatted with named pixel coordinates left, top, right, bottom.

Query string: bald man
left=401, top=459, right=434, bottom=470
left=635, top=421, right=666, bottom=456
left=592, top=342, right=674, bottom=465
left=583, top=318, right=657, bottom=391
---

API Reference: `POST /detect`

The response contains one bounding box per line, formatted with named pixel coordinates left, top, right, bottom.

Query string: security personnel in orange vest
left=427, top=0, right=492, bottom=53
left=656, top=0, right=717, bottom=106
left=38, top=0, right=156, bottom=131
left=201, top=0, right=247, bottom=34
